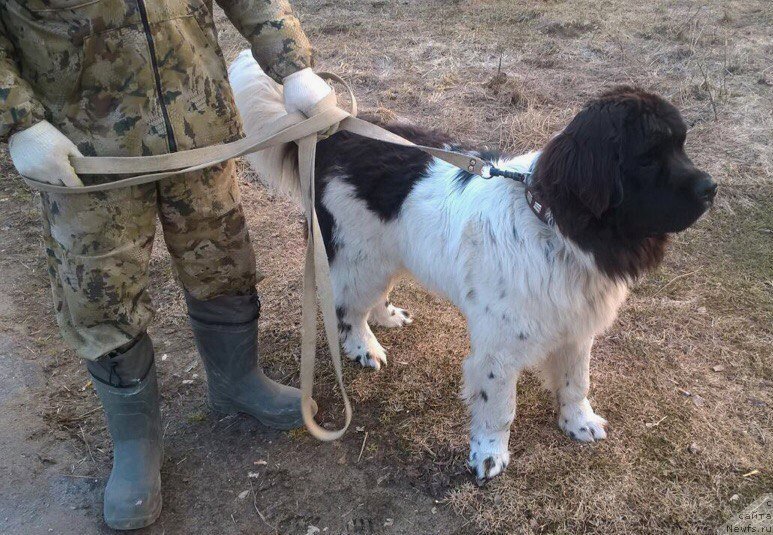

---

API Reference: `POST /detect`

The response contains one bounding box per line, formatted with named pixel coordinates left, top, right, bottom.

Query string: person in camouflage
left=1, top=0, right=331, bottom=530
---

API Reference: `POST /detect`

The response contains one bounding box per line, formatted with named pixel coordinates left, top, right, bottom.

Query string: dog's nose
left=695, top=176, right=718, bottom=203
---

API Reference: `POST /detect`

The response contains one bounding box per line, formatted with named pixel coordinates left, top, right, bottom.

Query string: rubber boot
left=185, top=291, right=316, bottom=430
left=87, top=334, right=162, bottom=530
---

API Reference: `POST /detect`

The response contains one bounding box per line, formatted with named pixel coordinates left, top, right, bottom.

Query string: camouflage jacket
left=0, top=0, right=313, bottom=155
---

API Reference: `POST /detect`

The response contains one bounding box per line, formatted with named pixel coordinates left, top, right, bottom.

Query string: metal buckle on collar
left=483, top=165, right=529, bottom=182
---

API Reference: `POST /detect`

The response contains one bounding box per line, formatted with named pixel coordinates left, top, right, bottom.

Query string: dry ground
left=1, top=0, right=771, bottom=534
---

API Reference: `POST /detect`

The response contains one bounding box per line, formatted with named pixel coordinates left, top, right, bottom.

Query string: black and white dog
left=230, top=51, right=716, bottom=482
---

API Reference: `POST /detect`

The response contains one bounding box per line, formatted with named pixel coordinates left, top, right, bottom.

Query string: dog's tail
left=228, top=50, right=300, bottom=199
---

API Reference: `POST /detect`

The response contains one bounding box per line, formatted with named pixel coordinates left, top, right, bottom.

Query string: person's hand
left=9, top=121, right=84, bottom=187
left=282, top=68, right=333, bottom=116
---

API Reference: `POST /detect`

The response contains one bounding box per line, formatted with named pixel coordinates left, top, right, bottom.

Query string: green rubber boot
left=186, top=292, right=316, bottom=430
left=87, top=334, right=162, bottom=530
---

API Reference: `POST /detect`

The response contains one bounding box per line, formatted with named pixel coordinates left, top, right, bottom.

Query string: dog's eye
left=641, top=143, right=665, bottom=159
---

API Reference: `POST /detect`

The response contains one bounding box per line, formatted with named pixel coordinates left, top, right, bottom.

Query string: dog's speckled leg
left=542, top=337, right=608, bottom=442
left=462, top=350, right=521, bottom=484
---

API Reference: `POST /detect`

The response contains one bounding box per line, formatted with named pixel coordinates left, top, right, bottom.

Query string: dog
left=229, top=51, right=717, bottom=482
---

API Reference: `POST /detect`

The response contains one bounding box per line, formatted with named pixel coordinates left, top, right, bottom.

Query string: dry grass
left=211, top=0, right=773, bottom=532
left=5, top=0, right=767, bottom=533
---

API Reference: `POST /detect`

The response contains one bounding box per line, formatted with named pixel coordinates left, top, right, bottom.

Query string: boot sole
left=105, top=497, right=162, bottom=531
left=209, top=399, right=309, bottom=431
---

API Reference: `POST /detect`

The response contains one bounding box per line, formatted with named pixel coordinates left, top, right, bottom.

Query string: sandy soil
left=1, top=1, right=771, bottom=534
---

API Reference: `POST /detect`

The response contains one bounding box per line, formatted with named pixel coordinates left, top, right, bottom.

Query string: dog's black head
left=532, top=86, right=716, bottom=279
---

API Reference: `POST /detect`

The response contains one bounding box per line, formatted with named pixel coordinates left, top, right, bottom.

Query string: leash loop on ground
left=21, top=73, right=489, bottom=441
left=297, top=134, right=353, bottom=441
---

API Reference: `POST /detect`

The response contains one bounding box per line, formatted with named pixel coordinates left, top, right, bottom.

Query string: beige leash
left=22, top=73, right=488, bottom=441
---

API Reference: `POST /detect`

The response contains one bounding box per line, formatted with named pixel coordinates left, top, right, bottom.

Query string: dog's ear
left=538, top=101, right=625, bottom=218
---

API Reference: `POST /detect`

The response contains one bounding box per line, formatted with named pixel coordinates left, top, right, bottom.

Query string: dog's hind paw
left=468, top=432, right=510, bottom=484
left=370, top=301, right=413, bottom=329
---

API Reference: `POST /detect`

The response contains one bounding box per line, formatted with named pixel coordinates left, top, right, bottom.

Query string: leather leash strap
left=22, top=73, right=488, bottom=441
left=24, top=74, right=487, bottom=194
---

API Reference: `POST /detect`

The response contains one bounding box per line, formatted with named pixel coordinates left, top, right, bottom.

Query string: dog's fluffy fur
left=229, top=51, right=716, bottom=482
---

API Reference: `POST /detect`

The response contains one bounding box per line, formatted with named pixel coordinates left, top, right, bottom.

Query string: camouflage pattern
left=0, top=0, right=308, bottom=359
left=0, top=19, right=45, bottom=138
left=220, top=0, right=313, bottom=81
left=0, top=0, right=313, bottom=145
left=41, top=161, right=259, bottom=361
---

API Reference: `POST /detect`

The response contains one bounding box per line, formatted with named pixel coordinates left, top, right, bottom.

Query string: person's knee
left=168, top=211, right=259, bottom=299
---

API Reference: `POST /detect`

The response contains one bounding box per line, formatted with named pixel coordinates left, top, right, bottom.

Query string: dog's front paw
left=559, top=399, right=608, bottom=442
left=343, top=334, right=387, bottom=370
left=468, top=432, right=510, bottom=484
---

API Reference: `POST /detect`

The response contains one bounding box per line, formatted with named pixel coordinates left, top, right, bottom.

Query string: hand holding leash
left=283, top=68, right=334, bottom=116
left=9, top=121, right=84, bottom=187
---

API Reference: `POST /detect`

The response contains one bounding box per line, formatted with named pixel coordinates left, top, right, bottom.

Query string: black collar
left=486, top=165, right=553, bottom=225
left=525, top=187, right=553, bottom=226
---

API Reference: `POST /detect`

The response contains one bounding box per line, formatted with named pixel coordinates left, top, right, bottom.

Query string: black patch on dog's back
left=312, top=116, right=502, bottom=262
left=315, top=117, right=456, bottom=221
left=313, top=115, right=470, bottom=262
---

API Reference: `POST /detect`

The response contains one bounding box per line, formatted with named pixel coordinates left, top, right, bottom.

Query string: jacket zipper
left=136, top=0, right=177, bottom=152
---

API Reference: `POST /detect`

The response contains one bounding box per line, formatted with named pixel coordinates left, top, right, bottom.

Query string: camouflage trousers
left=40, top=160, right=258, bottom=361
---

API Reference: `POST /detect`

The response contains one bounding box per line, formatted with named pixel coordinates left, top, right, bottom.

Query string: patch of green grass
left=186, top=411, right=208, bottom=424
left=287, top=427, right=308, bottom=440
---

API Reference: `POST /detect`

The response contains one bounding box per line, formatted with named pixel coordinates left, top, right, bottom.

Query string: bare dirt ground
left=1, top=0, right=771, bottom=534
